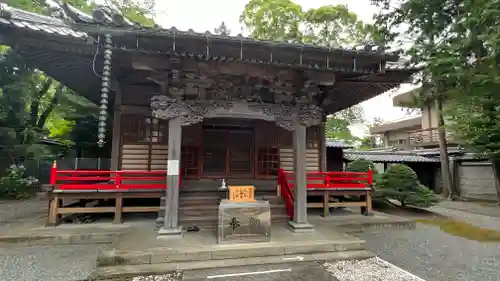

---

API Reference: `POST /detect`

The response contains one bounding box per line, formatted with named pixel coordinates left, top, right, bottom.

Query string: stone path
left=357, top=202, right=500, bottom=281
left=436, top=201, right=500, bottom=218
left=183, top=262, right=337, bottom=281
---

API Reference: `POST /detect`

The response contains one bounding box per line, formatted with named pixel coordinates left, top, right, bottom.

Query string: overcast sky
left=92, top=0, right=418, bottom=136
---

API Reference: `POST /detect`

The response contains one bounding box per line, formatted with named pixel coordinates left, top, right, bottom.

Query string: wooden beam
left=340, top=80, right=412, bottom=84
left=119, top=105, right=151, bottom=115
left=122, top=206, right=160, bottom=212
left=58, top=207, right=115, bottom=214
left=120, top=52, right=337, bottom=85
left=71, top=23, right=400, bottom=61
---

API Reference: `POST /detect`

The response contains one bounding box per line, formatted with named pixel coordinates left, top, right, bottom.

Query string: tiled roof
left=343, top=150, right=439, bottom=163
left=453, top=153, right=489, bottom=161
left=362, top=146, right=465, bottom=156
left=0, top=3, right=87, bottom=39
left=325, top=139, right=354, bottom=148
left=0, top=3, right=403, bottom=59
left=412, top=147, right=465, bottom=156
left=0, top=2, right=418, bottom=112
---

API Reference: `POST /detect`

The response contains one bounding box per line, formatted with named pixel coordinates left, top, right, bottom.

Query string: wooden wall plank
left=279, top=148, right=320, bottom=172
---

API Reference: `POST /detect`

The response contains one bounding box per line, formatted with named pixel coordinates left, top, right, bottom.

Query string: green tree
left=240, top=0, right=303, bottom=42
left=346, top=159, right=378, bottom=174
left=369, top=0, right=500, bottom=201
left=358, top=136, right=377, bottom=149
left=0, top=0, right=156, bottom=163
left=302, top=5, right=375, bottom=46
left=325, top=105, right=365, bottom=144
left=240, top=0, right=377, bottom=46
left=241, top=0, right=373, bottom=144
left=104, top=0, right=156, bottom=26
left=378, top=164, right=440, bottom=208
left=325, top=117, right=358, bottom=145
left=358, top=116, right=384, bottom=149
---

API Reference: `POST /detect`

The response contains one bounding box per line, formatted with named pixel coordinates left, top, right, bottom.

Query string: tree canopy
left=358, top=116, right=384, bottom=150
left=0, top=0, right=156, bottom=163
left=371, top=0, right=500, bottom=201
left=240, top=0, right=377, bottom=47
left=240, top=0, right=376, bottom=145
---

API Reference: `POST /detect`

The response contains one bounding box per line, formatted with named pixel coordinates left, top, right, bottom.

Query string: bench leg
left=47, top=195, right=60, bottom=226
left=362, top=191, right=374, bottom=216
left=322, top=191, right=330, bottom=217
left=113, top=193, right=123, bottom=224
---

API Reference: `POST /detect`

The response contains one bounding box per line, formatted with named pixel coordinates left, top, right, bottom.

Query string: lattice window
left=257, top=147, right=279, bottom=178
left=181, top=146, right=200, bottom=178
left=139, top=117, right=166, bottom=143
left=307, top=126, right=319, bottom=149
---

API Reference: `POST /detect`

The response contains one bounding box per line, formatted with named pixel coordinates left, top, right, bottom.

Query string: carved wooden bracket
left=150, top=95, right=323, bottom=129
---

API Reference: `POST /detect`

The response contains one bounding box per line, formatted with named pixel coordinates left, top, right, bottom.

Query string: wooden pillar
left=319, top=123, right=327, bottom=172
left=110, top=87, right=122, bottom=171
left=158, top=116, right=183, bottom=238
left=288, top=122, right=313, bottom=232
left=47, top=194, right=60, bottom=226
left=449, top=158, right=460, bottom=196
left=113, top=193, right=123, bottom=224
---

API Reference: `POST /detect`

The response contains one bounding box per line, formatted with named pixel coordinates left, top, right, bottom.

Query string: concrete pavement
left=182, top=262, right=338, bottom=281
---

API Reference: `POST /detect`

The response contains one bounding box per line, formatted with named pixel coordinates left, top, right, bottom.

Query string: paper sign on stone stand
left=218, top=185, right=271, bottom=244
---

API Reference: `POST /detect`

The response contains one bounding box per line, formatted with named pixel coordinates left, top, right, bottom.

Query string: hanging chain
left=97, top=33, right=112, bottom=148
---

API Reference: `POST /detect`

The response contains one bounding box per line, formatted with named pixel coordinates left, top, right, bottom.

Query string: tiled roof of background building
left=343, top=150, right=440, bottom=163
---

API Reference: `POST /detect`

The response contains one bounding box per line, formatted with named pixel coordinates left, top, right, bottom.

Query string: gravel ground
left=0, top=244, right=103, bottom=281
left=357, top=222, right=500, bottom=281
left=0, top=199, right=46, bottom=223
left=1, top=200, right=499, bottom=281
left=0, top=199, right=46, bottom=235
left=130, top=273, right=182, bottom=281
left=324, top=257, right=423, bottom=281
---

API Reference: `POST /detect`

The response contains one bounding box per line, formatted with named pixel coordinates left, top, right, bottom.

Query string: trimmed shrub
left=378, top=164, right=440, bottom=208
left=346, top=159, right=378, bottom=173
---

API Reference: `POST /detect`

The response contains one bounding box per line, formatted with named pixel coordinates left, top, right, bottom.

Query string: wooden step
left=181, top=181, right=277, bottom=193
left=179, top=195, right=221, bottom=202
left=164, top=204, right=288, bottom=217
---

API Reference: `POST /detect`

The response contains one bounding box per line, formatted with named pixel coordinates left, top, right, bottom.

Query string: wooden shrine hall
left=0, top=3, right=416, bottom=237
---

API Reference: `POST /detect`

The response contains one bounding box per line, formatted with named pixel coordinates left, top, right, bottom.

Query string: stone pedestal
left=218, top=199, right=271, bottom=244
left=157, top=226, right=183, bottom=239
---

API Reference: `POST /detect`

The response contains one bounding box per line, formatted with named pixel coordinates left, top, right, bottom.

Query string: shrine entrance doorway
left=202, top=125, right=254, bottom=179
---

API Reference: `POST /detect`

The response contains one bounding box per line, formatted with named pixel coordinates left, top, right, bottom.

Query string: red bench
left=277, top=169, right=373, bottom=218
left=46, top=161, right=177, bottom=225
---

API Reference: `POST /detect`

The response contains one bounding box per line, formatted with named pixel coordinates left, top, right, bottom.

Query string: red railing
left=277, top=169, right=295, bottom=219
left=277, top=169, right=373, bottom=219
left=50, top=162, right=181, bottom=191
